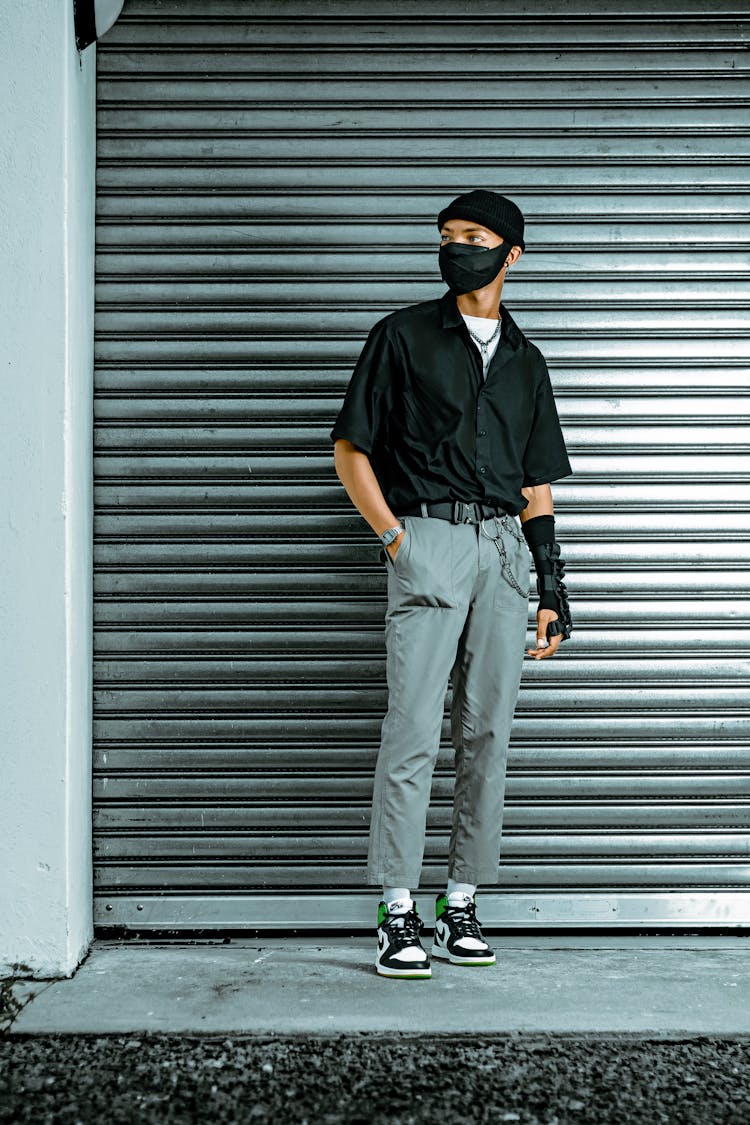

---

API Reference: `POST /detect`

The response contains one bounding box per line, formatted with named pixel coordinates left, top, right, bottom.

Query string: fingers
left=527, top=633, right=562, bottom=660
left=526, top=610, right=564, bottom=660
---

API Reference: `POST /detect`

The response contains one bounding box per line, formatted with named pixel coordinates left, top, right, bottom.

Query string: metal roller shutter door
left=93, top=0, right=750, bottom=931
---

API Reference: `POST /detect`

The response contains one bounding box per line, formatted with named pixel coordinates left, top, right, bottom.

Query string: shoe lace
left=447, top=900, right=484, bottom=941
left=387, top=909, right=423, bottom=948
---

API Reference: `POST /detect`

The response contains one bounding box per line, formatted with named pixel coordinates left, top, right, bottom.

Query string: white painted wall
left=0, top=0, right=96, bottom=977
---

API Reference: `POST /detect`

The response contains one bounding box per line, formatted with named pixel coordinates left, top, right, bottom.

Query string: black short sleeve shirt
left=330, top=291, right=572, bottom=516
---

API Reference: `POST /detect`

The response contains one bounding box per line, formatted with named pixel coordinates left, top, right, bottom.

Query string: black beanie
left=437, top=189, right=525, bottom=250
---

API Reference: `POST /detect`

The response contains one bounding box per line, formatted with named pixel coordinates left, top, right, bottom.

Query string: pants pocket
left=381, top=522, right=411, bottom=569
left=388, top=517, right=457, bottom=609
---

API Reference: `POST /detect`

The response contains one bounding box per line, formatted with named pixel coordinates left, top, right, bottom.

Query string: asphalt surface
left=3, top=1033, right=750, bottom=1124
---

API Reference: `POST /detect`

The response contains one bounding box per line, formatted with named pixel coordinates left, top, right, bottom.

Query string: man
left=330, top=189, right=573, bottom=979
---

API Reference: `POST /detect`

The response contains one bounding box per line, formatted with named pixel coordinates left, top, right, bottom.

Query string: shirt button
left=478, top=429, right=486, bottom=437
left=479, top=466, right=487, bottom=474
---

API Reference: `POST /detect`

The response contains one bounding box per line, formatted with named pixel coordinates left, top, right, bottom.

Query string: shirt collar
left=438, top=290, right=524, bottom=350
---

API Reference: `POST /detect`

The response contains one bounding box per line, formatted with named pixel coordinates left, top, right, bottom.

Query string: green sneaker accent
left=378, top=899, right=419, bottom=925
left=436, top=892, right=478, bottom=919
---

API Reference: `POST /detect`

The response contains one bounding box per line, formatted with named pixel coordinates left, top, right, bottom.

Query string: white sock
left=447, top=880, right=476, bottom=905
left=383, top=887, right=411, bottom=913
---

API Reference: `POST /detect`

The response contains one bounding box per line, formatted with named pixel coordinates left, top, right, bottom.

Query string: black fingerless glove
left=521, top=514, right=573, bottom=641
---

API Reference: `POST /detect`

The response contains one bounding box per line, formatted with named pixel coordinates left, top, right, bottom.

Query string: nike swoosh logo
left=435, top=922, right=448, bottom=942
left=378, top=932, right=388, bottom=954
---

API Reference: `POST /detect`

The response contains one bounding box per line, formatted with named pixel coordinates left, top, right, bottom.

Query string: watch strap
left=380, top=526, right=404, bottom=547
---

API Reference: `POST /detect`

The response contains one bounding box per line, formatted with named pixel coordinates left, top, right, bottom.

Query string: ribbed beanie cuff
left=437, top=189, right=525, bottom=249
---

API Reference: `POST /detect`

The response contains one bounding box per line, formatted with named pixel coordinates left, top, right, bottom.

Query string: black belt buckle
left=453, top=501, right=480, bottom=524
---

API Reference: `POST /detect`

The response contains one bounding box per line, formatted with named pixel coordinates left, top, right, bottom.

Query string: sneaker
left=431, top=892, right=496, bottom=966
left=375, top=898, right=432, bottom=979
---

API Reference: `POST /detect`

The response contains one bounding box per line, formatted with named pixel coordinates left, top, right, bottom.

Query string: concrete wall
left=1, top=0, right=96, bottom=977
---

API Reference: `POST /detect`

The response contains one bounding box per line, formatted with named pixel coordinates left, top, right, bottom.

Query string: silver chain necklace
left=466, top=320, right=501, bottom=361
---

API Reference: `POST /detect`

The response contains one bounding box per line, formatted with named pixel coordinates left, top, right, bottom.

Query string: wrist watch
left=379, top=526, right=404, bottom=547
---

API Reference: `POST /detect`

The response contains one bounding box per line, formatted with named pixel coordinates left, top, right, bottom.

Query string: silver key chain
left=479, top=515, right=528, bottom=598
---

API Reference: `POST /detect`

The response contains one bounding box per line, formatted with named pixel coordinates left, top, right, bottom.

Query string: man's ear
left=507, top=246, right=524, bottom=267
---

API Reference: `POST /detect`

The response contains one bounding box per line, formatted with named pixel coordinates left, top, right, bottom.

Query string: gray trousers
left=367, top=512, right=532, bottom=888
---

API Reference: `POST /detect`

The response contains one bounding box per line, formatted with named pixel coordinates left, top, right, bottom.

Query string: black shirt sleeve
left=521, top=357, right=573, bottom=487
left=330, top=318, right=396, bottom=455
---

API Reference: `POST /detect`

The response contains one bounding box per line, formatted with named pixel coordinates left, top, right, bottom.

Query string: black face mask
left=439, top=240, right=511, bottom=295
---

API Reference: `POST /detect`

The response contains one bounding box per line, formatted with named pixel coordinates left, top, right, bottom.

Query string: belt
left=399, top=501, right=512, bottom=525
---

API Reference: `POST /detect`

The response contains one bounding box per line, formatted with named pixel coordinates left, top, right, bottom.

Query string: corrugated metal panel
left=93, top=0, right=750, bottom=930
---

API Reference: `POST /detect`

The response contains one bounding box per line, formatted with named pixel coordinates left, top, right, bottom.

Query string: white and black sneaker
left=431, top=892, right=496, bottom=966
left=375, top=898, right=432, bottom=979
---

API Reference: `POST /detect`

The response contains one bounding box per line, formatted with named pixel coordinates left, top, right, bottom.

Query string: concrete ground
left=5, top=938, right=750, bottom=1123
left=6, top=935, right=750, bottom=1035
